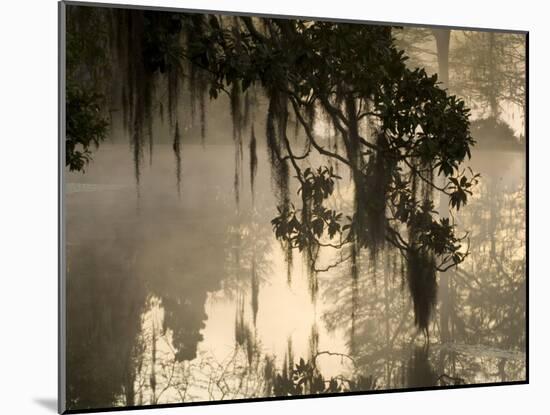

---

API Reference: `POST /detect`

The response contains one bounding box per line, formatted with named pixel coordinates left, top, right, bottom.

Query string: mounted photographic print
left=59, top=1, right=528, bottom=413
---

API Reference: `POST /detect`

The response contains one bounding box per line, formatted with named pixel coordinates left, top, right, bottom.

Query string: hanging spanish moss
left=266, top=92, right=290, bottom=208
left=403, top=157, right=438, bottom=334
left=121, top=87, right=129, bottom=131
left=243, top=90, right=251, bottom=130
left=172, top=121, right=182, bottom=195
left=406, top=248, right=437, bottom=334
left=307, top=245, right=320, bottom=301
left=187, top=61, right=208, bottom=143
left=234, top=145, right=241, bottom=207
left=285, top=243, right=294, bottom=285
left=265, top=91, right=295, bottom=284
left=249, top=126, right=258, bottom=202
left=362, top=133, right=394, bottom=258
left=346, top=96, right=367, bottom=281
left=109, top=9, right=159, bottom=187
left=184, top=14, right=206, bottom=127
left=167, top=65, right=180, bottom=127
left=231, top=83, right=245, bottom=207
left=230, top=82, right=243, bottom=147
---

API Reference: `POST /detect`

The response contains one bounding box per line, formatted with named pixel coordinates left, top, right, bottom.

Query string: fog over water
left=66, top=137, right=525, bottom=407
left=63, top=6, right=526, bottom=410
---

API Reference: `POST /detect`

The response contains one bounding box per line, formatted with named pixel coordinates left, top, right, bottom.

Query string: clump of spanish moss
left=109, top=9, right=159, bottom=186
left=249, top=126, right=258, bottom=202
left=167, top=67, right=180, bottom=127
left=361, top=133, right=394, bottom=257
left=243, top=91, right=251, bottom=129
left=229, top=83, right=247, bottom=207
left=403, top=156, right=439, bottom=334
left=230, top=82, right=243, bottom=146
left=266, top=91, right=294, bottom=283
left=285, top=243, right=293, bottom=285
left=185, top=14, right=208, bottom=132
left=173, top=121, right=182, bottom=195
left=131, top=127, right=142, bottom=188
left=187, top=60, right=208, bottom=143
left=406, top=249, right=437, bottom=334
left=266, top=92, right=290, bottom=208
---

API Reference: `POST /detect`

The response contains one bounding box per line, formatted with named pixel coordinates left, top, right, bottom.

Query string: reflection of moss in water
left=217, top=207, right=273, bottom=304
left=251, top=258, right=259, bottom=325
left=266, top=91, right=290, bottom=212
left=320, top=178, right=525, bottom=388
left=66, top=242, right=147, bottom=410
left=269, top=352, right=375, bottom=396
left=308, top=324, right=320, bottom=362
left=406, top=347, right=438, bottom=388
left=453, top=183, right=526, bottom=351
left=234, top=294, right=257, bottom=366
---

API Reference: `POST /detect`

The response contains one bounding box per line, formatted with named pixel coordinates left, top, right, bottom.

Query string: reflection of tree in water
left=322, top=248, right=418, bottom=388
left=453, top=181, right=526, bottom=351
left=259, top=328, right=377, bottom=397
left=137, top=217, right=226, bottom=362
left=66, top=238, right=146, bottom=408
left=66, top=185, right=276, bottom=409
left=217, top=206, right=273, bottom=310
left=320, top=168, right=526, bottom=389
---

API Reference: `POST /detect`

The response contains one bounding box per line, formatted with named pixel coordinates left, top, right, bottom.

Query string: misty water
left=65, top=135, right=526, bottom=408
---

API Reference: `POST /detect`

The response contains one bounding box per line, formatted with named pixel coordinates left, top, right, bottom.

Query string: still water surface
left=65, top=142, right=526, bottom=409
